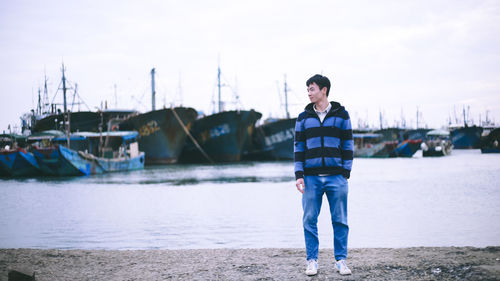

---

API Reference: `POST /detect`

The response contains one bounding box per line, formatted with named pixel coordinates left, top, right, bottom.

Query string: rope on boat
left=78, top=150, right=97, bottom=161
left=78, top=150, right=105, bottom=170
left=171, top=108, right=215, bottom=164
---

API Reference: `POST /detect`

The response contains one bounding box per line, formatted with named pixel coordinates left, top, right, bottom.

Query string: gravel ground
left=1, top=247, right=499, bottom=280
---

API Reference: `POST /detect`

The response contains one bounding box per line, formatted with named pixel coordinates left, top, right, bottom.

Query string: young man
left=294, top=74, right=354, bottom=276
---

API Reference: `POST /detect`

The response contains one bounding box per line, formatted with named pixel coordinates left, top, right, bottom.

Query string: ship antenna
left=463, top=106, right=467, bottom=127
left=379, top=110, right=383, bottom=130
left=37, top=87, right=42, bottom=116
left=416, top=106, right=419, bottom=129
left=217, top=64, right=222, bottom=113
left=151, top=68, right=156, bottom=111
left=43, top=73, right=49, bottom=114
left=284, top=74, right=290, bottom=119
left=61, top=63, right=68, bottom=114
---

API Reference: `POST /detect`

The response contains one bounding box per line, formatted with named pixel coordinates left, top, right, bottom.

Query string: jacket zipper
left=320, top=117, right=325, bottom=168
left=310, top=105, right=341, bottom=170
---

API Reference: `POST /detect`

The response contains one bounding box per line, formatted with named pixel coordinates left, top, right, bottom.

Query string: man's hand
left=296, top=178, right=305, bottom=194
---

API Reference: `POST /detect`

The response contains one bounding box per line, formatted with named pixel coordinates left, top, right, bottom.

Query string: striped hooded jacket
left=294, top=101, right=354, bottom=180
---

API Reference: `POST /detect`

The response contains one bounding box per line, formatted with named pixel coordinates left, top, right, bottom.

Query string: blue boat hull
left=0, top=149, right=41, bottom=177
left=96, top=152, right=145, bottom=172
left=180, top=110, right=262, bottom=163
left=450, top=126, right=483, bottom=149
left=481, top=147, right=500, bottom=153
left=479, top=128, right=500, bottom=153
left=33, top=146, right=82, bottom=176
left=390, top=139, right=422, bottom=157
left=243, top=118, right=296, bottom=160
left=58, top=145, right=145, bottom=176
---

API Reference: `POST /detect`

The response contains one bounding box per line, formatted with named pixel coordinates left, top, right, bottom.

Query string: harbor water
left=0, top=150, right=499, bottom=250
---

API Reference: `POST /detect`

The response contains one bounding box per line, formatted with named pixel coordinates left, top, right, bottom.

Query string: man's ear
left=321, top=87, right=327, bottom=95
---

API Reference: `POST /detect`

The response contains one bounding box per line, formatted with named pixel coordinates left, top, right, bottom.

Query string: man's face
left=307, top=82, right=326, bottom=103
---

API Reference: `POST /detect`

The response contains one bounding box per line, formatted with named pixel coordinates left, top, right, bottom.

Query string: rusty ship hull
left=119, top=107, right=198, bottom=164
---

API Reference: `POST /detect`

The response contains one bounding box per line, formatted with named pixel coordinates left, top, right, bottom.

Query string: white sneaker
left=305, top=259, right=318, bottom=276
left=335, top=259, right=352, bottom=275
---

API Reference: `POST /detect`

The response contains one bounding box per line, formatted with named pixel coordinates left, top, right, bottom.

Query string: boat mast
left=379, top=111, right=383, bottom=130
left=463, top=106, right=467, bottom=127
left=416, top=107, right=419, bottom=129
left=61, top=64, right=68, bottom=114
left=61, top=63, right=70, bottom=146
left=151, top=68, right=156, bottom=111
left=37, top=88, right=42, bottom=116
left=284, top=75, right=290, bottom=119
left=43, top=75, right=49, bottom=115
left=217, top=65, right=222, bottom=113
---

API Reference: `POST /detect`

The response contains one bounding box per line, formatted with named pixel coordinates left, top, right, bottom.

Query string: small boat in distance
left=54, top=131, right=145, bottom=176
left=390, top=139, right=422, bottom=158
left=480, top=127, right=500, bottom=153
left=422, top=129, right=453, bottom=157
left=353, top=133, right=386, bottom=158
left=449, top=107, right=483, bottom=149
left=0, top=134, right=40, bottom=177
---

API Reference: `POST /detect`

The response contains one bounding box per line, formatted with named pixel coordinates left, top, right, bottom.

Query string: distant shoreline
left=1, top=247, right=499, bottom=280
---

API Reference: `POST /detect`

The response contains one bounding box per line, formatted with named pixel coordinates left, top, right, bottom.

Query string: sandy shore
left=1, top=247, right=499, bottom=280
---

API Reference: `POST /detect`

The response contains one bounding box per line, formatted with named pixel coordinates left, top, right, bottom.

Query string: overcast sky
left=1, top=0, right=499, bottom=132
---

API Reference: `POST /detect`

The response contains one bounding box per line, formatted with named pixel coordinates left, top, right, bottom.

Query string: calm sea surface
left=0, top=150, right=499, bottom=250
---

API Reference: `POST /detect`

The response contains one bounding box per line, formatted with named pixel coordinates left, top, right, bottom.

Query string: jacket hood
left=305, top=101, right=344, bottom=115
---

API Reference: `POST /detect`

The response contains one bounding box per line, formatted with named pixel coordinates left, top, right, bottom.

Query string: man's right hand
left=296, top=178, right=305, bottom=194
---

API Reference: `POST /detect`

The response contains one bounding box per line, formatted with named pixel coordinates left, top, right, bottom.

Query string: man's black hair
left=306, top=74, right=331, bottom=97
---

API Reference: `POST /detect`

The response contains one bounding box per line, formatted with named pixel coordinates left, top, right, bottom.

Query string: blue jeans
left=303, top=174, right=349, bottom=261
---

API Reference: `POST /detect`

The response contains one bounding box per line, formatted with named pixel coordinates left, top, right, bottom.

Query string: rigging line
left=71, top=88, right=77, bottom=112
left=51, top=80, right=63, bottom=104
left=155, top=71, right=174, bottom=107
left=75, top=90, right=91, bottom=111
left=218, top=72, right=243, bottom=108
left=171, top=107, right=214, bottom=164
left=276, top=80, right=283, bottom=109
left=211, top=76, right=218, bottom=114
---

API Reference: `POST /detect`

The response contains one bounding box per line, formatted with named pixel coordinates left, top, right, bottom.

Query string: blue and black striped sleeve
left=341, top=111, right=354, bottom=179
left=294, top=113, right=306, bottom=180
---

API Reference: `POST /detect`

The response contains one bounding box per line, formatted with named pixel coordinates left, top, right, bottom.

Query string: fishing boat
left=450, top=125, right=483, bottom=149
left=32, top=133, right=89, bottom=176
left=422, top=129, right=453, bottom=157
left=243, top=77, right=296, bottom=161
left=243, top=117, right=296, bottom=160
left=449, top=107, right=483, bottom=149
left=374, top=128, right=406, bottom=143
left=54, top=131, right=145, bottom=176
left=480, top=128, right=500, bottom=153
left=353, top=133, right=387, bottom=158
left=390, top=139, right=422, bottom=157
left=0, top=134, right=40, bottom=177
left=404, top=128, right=432, bottom=141
left=27, top=65, right=136, bottom=133
left=33, top=110, right=137, bottom=133
left=180, top=110, right=262, bottom=162
left=33, top=111, right=99, bottom=132
left=179, top=66, right=262, bottom=163
left=118, top=69, right=198, bottom=164
left=373, top=127, right=406, bottom=157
